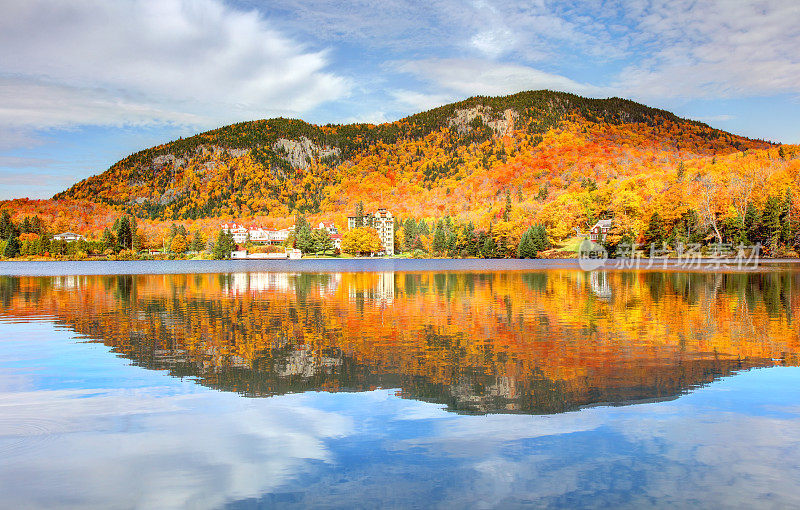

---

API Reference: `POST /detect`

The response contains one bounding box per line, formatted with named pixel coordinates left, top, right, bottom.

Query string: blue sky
left=1, top=0, right=799, bottom=200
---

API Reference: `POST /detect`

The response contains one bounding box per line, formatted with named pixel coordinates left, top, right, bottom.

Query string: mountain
left=53, top=90, right=783, bottom=239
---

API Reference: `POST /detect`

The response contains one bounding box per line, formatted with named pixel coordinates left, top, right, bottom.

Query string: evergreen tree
left=403, top=218, right=417, bottom=251
left=517, top=226, right=538, bottom=258
left=30, top=215, right=43, bottom=234
left=3, top=233, right=20, bottom=258
left=116, top=216, right=132, bottom=250
left=446, top=228, right=458, bottom=257
left=420, top=220, right=430, bottom=235
left=311, top=228, right=332, bottom=255
left=101, top=228, right=116, bottom=252
left=212, top=230, right=233, bottom=259
left=354, top=201, right=365, bottom=228
left=295, top=214, right=314, bottom=254
left=432, top=221, right=447, bottom=255
left=481, top=234, right=497, bottom=258
left=190, top=230, right=205, bottom=252
left=761, top=196, right=782, bottom=250
left=503, top=190, right=512, bottom=221
left=780, top=190, right=793, bottom=245
left=129, top=216, right=139, bottom=251
left=643, top=212, right=666, bottom=251
left=463, top=222, right=478, bottom=257
left=0, top=211, right=14, bottom=240
left=744, top=203, right=761, bottom=245
left=19, top=217, right=32, bottom=233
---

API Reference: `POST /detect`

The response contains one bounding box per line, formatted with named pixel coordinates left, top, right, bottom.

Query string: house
left=348, top=207, right=394, bottom=255
left=248, top=227, right=271, bottom=244
left=318, top=222, right=338, bottom=235
left=52, top=232, right=86, bottom=242
left=589, top=220, right=612, bottom=243
left=330, top=234, right=342, bottom=250
left=271, top=228, right=292, bottom=244
left=221, top=223, right=249, bottom=244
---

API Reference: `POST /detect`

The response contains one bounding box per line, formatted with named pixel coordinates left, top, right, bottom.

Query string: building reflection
left=1, top=270, right=798, bottom=414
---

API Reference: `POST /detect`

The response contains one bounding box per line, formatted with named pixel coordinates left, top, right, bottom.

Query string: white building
left=318, top=222, right=339, bottom=235
left=222, top=223, right=294, bottom=245
left=221, top=223, right=248, bottom=244
left=347, top=208, right=394, bottom=255
left=52, top=232, right=86, bottom=242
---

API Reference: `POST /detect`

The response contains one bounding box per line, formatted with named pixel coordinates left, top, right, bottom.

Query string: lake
left=1, top=260, right=799, bottom=508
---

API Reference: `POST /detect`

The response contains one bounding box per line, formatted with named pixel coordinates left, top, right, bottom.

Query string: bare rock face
left=273, top=137, right=340, bottom=169
left=152, top=154, right=187, bottom=168
left=448, top=106, right=518, bottom=137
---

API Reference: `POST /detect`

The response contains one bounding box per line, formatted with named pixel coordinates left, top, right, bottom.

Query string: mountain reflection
left=1, top=270, right=798, bottom=415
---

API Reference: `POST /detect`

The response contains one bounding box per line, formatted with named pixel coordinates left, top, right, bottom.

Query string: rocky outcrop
left=273, top=137, right=340, bottom=169
left=448, top=106, right=518, bottom=137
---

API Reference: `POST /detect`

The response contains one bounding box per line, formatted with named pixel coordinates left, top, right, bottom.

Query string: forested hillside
left=5, top=89, right=800, bottom=255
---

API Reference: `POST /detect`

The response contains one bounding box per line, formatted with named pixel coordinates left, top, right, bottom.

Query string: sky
left=1, top=0, right=800, bottom=200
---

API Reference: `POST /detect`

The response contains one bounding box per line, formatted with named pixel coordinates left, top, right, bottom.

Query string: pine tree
left=481, top=235, right=496, bottom=258
left=503, top=190, right=512, bottom=221
left=117, top=216, right=132, bottom=250
left=0, top=210, right=14, bottom=240
left=295, top=214, right=314, bottom=254
left=517, top=227, right=538, bottom=258
left=744, top=203, right=761, bottom=245
left=761, top=196, right=782, bottom=250
left=102, top=228, right=116, bottom=252
left=190, top=230, right=204, bottom=252
left=643, top=212, right=665, bottom=251
left=403, top=218, right=417, bottom=252
left=433, top=221, right=446, bottom=255
left=213, top=230, right=233, bottom=259
left=3, top=234, right=20, bottom=258
left=354, top=201, right=365, bottom=228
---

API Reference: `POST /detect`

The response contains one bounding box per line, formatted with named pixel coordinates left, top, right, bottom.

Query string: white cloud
left=0, top=0, right=349, bottom=130
left=614, top=0, right=800, bottom=99
left=390, top=90, right=454, bottom=113
left=397, top=59, right=600, bottom=98
left=0, top=386, right=353, bottom=510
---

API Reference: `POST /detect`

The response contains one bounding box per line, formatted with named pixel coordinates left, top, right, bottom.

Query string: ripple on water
left=0, top=416, right=66, bottom=458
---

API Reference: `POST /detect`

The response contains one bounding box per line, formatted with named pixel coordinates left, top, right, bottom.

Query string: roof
left=593, top=219, right=612, bottom=228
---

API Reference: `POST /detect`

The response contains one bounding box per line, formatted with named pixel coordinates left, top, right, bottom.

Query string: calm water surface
left=1, top=260, right=800, bottom=508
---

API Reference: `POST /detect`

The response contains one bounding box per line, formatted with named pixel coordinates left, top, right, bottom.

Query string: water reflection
left=1, top=270, right=798, bottom=415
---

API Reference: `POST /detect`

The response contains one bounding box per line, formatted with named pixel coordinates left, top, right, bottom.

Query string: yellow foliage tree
left=342, top=227, right=382, bottom=255
left=170, top=234, right=188, bottom=254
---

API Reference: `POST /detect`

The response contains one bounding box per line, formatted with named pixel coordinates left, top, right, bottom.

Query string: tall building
left=348, top=207, right=394, bottom=255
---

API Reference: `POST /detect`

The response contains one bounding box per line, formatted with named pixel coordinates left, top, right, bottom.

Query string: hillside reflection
left=1, top=270, right=799, bottom=414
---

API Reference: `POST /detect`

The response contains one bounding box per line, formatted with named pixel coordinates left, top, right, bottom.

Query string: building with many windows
left=348, top=207, right=394, bottom=255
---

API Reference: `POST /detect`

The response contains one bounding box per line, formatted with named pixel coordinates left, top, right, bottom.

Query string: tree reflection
left=1, top=269, right=798, bottom=414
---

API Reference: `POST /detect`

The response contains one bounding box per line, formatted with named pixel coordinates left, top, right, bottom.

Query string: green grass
left=554, top=236, right=584, bottom=253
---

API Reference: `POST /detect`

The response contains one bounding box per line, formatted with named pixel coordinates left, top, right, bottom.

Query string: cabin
left=589, top=220, right=612, bottom=243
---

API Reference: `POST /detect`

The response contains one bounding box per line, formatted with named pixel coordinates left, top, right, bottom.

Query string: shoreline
left=1, top=257, right=799, bottom=276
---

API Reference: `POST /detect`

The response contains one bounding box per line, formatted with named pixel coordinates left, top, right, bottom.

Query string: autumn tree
left=170, top=234, right=188, bottom=254
left=342, top=227, right=381, bottom=255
